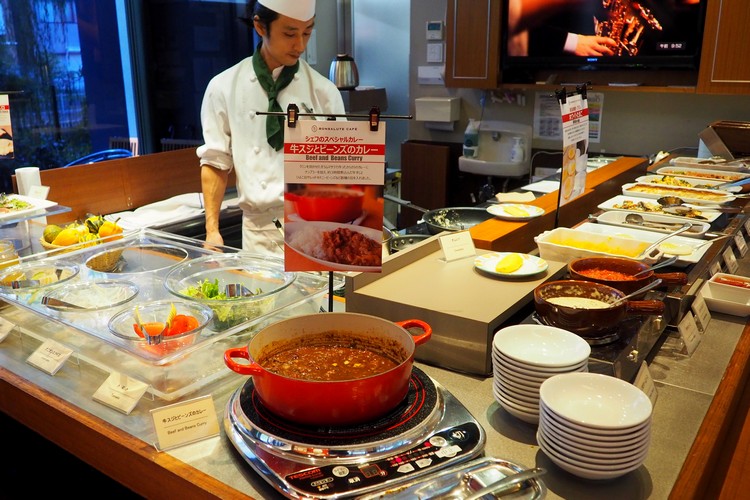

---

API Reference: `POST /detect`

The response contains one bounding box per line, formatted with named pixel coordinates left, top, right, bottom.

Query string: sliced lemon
left=495, top=253, right=524, bottom=274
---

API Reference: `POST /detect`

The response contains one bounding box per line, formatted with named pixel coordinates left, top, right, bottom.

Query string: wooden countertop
left=470, top=156, right=649, bottom=252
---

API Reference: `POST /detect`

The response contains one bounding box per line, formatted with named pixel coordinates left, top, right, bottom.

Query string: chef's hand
left=205, top=229, right=224, bottom=248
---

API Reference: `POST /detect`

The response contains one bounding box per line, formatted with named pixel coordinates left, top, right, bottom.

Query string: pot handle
left=653, top=272, right=688, bottom=286
left=625, top=300, right=665, bottom=315
left=396, top=319, right=432, bottom=346
left=224, top=346, right=264, bottom=376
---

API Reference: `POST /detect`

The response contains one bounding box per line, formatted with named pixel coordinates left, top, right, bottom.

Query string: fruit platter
left=0, top=228, right=339, bottom=401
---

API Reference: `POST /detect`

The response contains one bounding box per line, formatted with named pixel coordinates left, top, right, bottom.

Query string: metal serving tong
left=225, top=283, right=257, bottom=298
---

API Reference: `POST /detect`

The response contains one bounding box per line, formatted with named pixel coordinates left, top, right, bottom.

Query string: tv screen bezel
left=500, top=0, right=709, bottom=74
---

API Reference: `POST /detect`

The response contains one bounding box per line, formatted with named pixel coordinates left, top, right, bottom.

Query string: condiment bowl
left=0, top=260, right=80, bottom=293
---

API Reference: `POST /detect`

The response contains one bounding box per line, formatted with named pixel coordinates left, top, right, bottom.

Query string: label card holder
left=633, top=361, right=658, bottom=408
left=691, top=292, right=711, bottom=333
left=150, top=395, right=220, bottom=451
left=734, top=232, right=748, bottom=257
left=723, top=247, right=739, bottom=274
left=438, top=230, right=476, bottom=262
left=27, top=185, right=50, bottom=200
left=26, top=340, right=74, bottom=375
left=93, top=372, right=149, bottom=415
left=710, top=260, right=723, bottom=276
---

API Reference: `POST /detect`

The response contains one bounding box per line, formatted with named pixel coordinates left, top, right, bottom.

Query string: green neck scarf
left=253, top=45, right=299, bottom=151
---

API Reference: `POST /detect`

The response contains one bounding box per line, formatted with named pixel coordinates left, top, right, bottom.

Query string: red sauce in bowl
left=576, top=267, right=638, bottom=281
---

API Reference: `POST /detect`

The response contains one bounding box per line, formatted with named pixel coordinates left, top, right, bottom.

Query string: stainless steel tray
left=0, top=228, right=340, bottom=400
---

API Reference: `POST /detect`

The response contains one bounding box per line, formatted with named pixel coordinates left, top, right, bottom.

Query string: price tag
left=93, top=372, right=149, bottom=415
left=0, top=317, right=15, bottom=342
left=710, top=260, right=723, bottom=276
left=744, top=218, right=750, bottom=236
left=26, top=340, right=73, bottom=375
left=438, top=230, right=476, bottom=262
left=633, top=361, right=658, bottom=408
left=691, top=292, right=711, bottom=333
left=723, top=247, right=739, bottom=274
left=734, top=232, right=748, bottom=257
left=678, top=311, right=702, bottom=356
left=150, top=395, right=220, bottom=451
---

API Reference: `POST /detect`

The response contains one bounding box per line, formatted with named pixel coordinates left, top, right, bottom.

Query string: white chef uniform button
left=260, top=181, right=267, bottom=189
left=253, top=146, right=261, bottom=154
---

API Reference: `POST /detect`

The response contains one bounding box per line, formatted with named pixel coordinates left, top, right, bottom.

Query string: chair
left=160, top=138, right=202, bottom=152
left=108, top=136, right=139, bottom=156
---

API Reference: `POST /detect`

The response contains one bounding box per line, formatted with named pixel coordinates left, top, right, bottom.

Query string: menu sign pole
left=554, top=84, right=590, bottom=226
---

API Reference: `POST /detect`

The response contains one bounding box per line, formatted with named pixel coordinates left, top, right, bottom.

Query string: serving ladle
left=611, top=278, right=663, bottom=307
left=624, top=213, right=703, bottom=233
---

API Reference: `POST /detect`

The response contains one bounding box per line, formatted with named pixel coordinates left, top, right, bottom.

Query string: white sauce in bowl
left=547, top=297, right=611, bottom=309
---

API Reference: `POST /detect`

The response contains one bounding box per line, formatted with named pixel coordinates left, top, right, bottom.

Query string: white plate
left=285, top=221, right=382, bottom=272
left=635, top=174, right=724, bottom=188
left=669, top=157, right=750, bottom=172
left=593, top=210, right=711, bottom=238
left=493, top=324, right=591, bottom=368
left=597, top=195, right=722, bottom=223
left=474, top=252, right=548, bottom=278
left=621, top=182, right=736, bottom=205
left=486, top=203, right=545, bottom=221
left=656, top=166, right=750, bottom=182
left=575, top=222, right=712, bottom=265
left=0, top=194, right=57, bottom=222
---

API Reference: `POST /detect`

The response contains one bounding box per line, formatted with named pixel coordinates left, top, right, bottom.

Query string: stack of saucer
left=538, top=372, right=653, bottom=480
left=492, top=324, right=591, bottom=424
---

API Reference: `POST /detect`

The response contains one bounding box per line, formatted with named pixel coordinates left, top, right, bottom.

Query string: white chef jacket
left=197, top=57, right=345, bottom=256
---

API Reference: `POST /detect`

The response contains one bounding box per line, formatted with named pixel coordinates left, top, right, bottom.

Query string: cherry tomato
left=166, top=314, right=200, bottom=336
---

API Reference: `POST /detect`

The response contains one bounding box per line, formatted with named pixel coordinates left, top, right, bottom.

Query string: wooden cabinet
left=444, top=0, right=502, bottom=89
left=697, top=0, right=750, bottom=95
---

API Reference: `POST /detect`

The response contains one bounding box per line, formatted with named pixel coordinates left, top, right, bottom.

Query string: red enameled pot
left=285, top=187, right=364, bottom=222
left=224, top=312, right=431, bottom=426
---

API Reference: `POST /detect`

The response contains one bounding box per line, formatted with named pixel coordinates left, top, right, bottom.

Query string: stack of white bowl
left=492, top=324, right=591, bottom=424
left=537, top=372, right=653, bottom=480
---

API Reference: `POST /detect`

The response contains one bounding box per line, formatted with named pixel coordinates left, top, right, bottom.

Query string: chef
left=197, top=0, right=345, bottom=255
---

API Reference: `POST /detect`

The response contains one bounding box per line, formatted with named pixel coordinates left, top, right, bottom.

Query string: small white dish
left=493, top=324, right=591, bottom=368
left=699, top=278, right=750, bottom=317
left=486, top=203, right=545, bottom=221
left=539, top=372, right=653, bottom=430
left=474, top=252, right=549, bottom=278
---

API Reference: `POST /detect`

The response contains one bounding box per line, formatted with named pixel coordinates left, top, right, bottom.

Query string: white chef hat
left=259, top=0, right=316, bottom=21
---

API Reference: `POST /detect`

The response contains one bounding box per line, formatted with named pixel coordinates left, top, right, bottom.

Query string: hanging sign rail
left=257, top=105, right=412, bottom=132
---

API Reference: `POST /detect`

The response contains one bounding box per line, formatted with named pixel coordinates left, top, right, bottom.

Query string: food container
left=108, top=299, right=215, bottom=356
left=42, top=279, right=139, bottom=321
left=699, top=274, right=750, bottom=316
left=0, top=260, right=80, bottom=293
left=568, top=256, right=687, bottom=297
left=285, top=186, right=364, bottom=222
left=164, top=253, right=296, bottom=330
left=223, top=312, right=432, bottom=425
left=535, top=227, right=661, bottom=263
left=534, top=280, right=664, bottom=343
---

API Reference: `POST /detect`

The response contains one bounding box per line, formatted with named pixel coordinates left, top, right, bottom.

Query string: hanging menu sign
left=558, top=91, right=589, bottom=207
left=283, top=120, right=386, bottom=273
left=0, top=94, right=13, bottom=160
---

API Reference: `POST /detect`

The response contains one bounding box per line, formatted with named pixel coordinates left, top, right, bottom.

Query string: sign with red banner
left=282, top=120, right=386, bottom=272
left=558, top=92, right=589, bottom=206
left=0, top=95, right=13, bottom=159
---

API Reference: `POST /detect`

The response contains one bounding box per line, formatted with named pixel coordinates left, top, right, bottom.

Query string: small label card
left=691, top=292, right=712, bottom=333
left=93, top=372, right=149, bottom=415
left=678, top=311, right=702, bottom=356
left=27, top=185, right=50, bottom=200
left=0, top=317, right=15, bottom=342
left=734, top=232, right=748, bottom=257
left=438, top=230, right=476, bottom=262
left=745, top=217, right=750, bottom=236
left=633, top=361, right=658, bottom=408
left=723, top=247, right=739, bottom=274
left=26, top=340, right=73, bottom=375
left=150, top=395, right=220, bottom=451
left=710, top=260, right=723, bottom=276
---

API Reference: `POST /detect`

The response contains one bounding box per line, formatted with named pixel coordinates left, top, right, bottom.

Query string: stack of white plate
left=538, top=372, right=653, bottom=480
left=492, top=324, right=591, bottom=424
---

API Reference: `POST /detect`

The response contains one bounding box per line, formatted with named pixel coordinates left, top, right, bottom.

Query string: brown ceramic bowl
left=534, top=280, right=664, bottom=342
left=568, top=256, right=687, bottom=298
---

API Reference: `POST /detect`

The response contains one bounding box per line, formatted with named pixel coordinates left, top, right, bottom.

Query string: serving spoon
left=657, top=196, right=742, bottom=213
left=611, top=278, right=663, bottom=306
left=633, top=255, right=679, bottom=277
left=624, top=213, right=703, bottom=233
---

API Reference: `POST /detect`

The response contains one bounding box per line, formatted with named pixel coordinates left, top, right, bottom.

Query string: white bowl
left=495, top=395, right=540, bottom=425
left=494, top=369, right=544, bottom=392
left=537, top=431, right=647, bottom=480
left=493, top=324, right=591, bottom=368
left=493, top=361, right=550, bottom=385
left=494, top=379, right=539, bottom=405
left=699, top=274, right=750, bottom=316
left=493, top=349, right=588, bottom=375
left=540, top=400, right=652, bottom=437
left=540, top=420, right=650, bottom=462
left=540, top=404, right=651, bottom=446
left=540, top=414, right=650, bottom=454
left=539, top=372, right=653, bottom=429
left=539, top=429, right=649, bottom=469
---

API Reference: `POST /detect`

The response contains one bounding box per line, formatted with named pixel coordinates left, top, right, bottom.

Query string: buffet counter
left=2, top=156, right=750, bottom=498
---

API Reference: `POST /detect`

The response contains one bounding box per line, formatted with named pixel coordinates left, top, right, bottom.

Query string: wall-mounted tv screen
left=501, top=0, right=707, bottom=80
